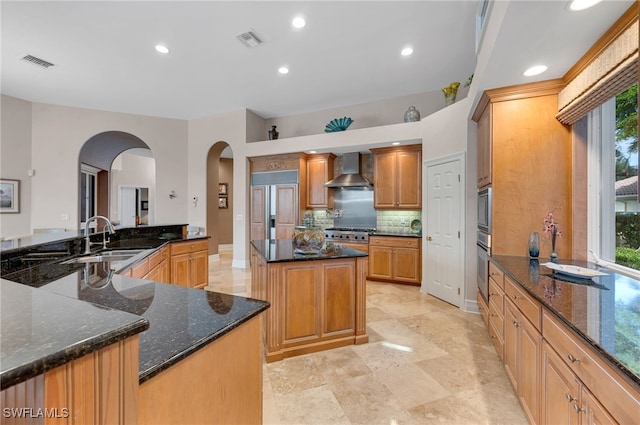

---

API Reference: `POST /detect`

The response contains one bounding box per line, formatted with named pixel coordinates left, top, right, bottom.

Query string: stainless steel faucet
left=84, top=215, right=115, bottom=254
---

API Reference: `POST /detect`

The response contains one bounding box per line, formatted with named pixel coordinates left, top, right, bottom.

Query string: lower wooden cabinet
left=170, top=240, right=208, bottom=289
left=142, top=246, right=170, bottom=283
left=368, top=236, right=421, bottom=285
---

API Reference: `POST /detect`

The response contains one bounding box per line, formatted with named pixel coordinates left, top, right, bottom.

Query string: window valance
left=556, top=9, right=638, bottom=125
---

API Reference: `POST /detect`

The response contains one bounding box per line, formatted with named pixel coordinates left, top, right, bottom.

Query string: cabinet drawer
left=505, top=276, right=541, bottom=331
left=130, top=258, right=150, bottom=278
left=488, top=279, right=504, bottom=315
left=369, top=236, right=420, bottom=249
left=477, top=290, right=489, bottom=327
left=170, top=239, right=208, bottom=256
left=488, top=317, right=504, bottom=360
left=489, top=301, right=504, bottom=337
left=147, top=249, right=163, bottom=269
left=542, top=310, right=640, bottom=425
left=488, top=262, right=504, bottom=289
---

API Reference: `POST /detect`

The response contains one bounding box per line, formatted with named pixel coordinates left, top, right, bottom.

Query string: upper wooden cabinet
left=370, top=144, right=421, bottom=209
left=306, top=153, right=335, bottom=209
left=472, top=80, right=572, bottom=258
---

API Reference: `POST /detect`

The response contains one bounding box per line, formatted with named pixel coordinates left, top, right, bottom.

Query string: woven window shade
left=556, top=19, right=638, bottom=125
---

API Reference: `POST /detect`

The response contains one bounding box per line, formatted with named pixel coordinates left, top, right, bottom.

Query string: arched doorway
left=206, top=142, right=233, bottom=257
left=78, top=131, right=154, bottom=230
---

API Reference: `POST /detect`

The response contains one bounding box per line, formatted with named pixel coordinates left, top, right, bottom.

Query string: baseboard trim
left=232, top=259, right=250, bottom=269
left=218, top=244, right=233, bottom=250
left=209, top=253, right=220, bottom=262
left=463, top=298, right=480, bottom=314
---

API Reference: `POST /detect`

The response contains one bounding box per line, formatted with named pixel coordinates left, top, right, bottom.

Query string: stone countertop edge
left=490, top=255, right=640, bottom=388
left=138, top=302, right=270, bottom=384
left=250, top=239, right=368, bottom=264
left=0, top=280, right=149, bottom=391
left=370, top=231, right=422, bottom=238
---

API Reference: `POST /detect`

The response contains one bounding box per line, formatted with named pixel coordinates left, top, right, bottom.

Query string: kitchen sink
left=62, top=249, right=149, bottom=265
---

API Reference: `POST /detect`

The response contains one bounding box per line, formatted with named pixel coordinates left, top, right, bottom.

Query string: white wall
left=29, top=102, right=188, bottom=230
left=110, top=151, right=156, bottom=224
left=0, top=95, right=32, bottom=238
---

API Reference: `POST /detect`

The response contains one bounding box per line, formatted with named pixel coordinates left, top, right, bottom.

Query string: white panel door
left=425, top=159, right=462, bottom=306
left=119, top=186, right=137, bottom=227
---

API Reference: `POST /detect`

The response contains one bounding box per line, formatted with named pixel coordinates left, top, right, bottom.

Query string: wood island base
left=251, top=244, right=368, bottom=363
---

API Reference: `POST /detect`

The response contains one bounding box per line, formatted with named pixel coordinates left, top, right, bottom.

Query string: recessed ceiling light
left=155, top=44, right=169, bottom=54
left=278, top=66, right=289, bottom=74
left=523, top=65, right=548, bottom=77
left=568, top=0, right=602, bottom=11
left=309, top=150, right=317, bottom=154
left=292, top=16, right=306, bottom=28
left=392, top=142, right=400, bottom=146
left=401, top=47, right=414, bottom=56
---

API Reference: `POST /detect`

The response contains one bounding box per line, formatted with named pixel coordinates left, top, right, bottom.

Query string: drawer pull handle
left=567, top=354, right=581, bottom=364
left=572, top=404, right=585, bottom=413
left=565, top=393, right=577, bottom=402
left=512, top=295, right=518, bottom=300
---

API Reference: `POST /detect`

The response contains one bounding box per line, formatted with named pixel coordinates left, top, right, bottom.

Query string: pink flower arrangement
left=543, top=211, right=562, bottom=237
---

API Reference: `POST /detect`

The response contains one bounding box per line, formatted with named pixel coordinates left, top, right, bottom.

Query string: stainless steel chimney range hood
left=324, top=152, right=372, bottom=188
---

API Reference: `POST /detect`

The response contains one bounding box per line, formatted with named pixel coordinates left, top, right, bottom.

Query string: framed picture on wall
left=218, top=183, right=228, bottom=195
left=0, top=179, right=20, bottom=213
left=218, top=196, right=228, bottom=209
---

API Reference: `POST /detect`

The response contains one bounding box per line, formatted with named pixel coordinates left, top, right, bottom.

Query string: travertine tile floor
left=207, top=247, right=527, bottom=425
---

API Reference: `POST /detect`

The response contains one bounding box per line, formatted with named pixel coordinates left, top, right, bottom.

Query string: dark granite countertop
left=0, top=279, right=149, bottom=390
left=16, top=271, right=269, bottom=383
left=371, top=231, right=422, bottom=238
left=1, top=227, right=269, bottom=387
left=251, top=239, right=368, bottom=263
left=491, top=255, right=640, bottom=387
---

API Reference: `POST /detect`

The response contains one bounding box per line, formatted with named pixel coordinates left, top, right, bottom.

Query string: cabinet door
left=476, top=105, right=491, bottom=188
left=275, top=184, right=298, bottom=240
left=396, top=150, right=421, bottom=208
left=519, top=314, right=542, bottom=425
left=322, top=261, right=355, bottom=336
left=250, top=186, right=266, bottom=241
left=368, top=245, right=393, bottom=279
left=307, top=154, right=334, bottom=209
left=281, top=263, right=321, bottom=345
left=392, top=247, right=420, bottom=283
left=542, top=342, right=580, bottom=425
left=373, top=152, right=397, bottom=208
left=171, top=254, right=190, bottom=287
left=504, top=299, right=519, bottom=390
left=190, top=250, right=208, bottom=289
left=581, top=387, right=617, bottom=425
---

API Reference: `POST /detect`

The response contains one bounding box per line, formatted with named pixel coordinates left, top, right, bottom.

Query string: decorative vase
left=404, top=106, right=421, bottom=122
left=550, top=228, right=558, bottom=262
left=442, top=82, right=460, bottom=106
left=268, top=125, right=279, bottom=140
left=528, top=231, right=540, bottom=258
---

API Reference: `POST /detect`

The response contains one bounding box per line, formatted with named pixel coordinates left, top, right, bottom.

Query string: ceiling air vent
left=236, top=31, right=263, bottom=48
left=21, top=54, right=55, bottom=69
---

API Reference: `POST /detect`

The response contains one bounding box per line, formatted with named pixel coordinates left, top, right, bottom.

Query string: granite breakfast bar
left=1, top=227, right=270, bottom=424
left=250, top=239, right=369, bottom=362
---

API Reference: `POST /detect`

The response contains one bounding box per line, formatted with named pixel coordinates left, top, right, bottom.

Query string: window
left=80, top=164, right=99, bottom=230
left=587, top=83, right=639, bottom=273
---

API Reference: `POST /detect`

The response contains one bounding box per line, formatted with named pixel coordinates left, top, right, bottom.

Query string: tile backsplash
left=308, top=209, right=421, bottom=233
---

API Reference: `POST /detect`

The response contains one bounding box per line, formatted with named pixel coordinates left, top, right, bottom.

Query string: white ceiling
left=0, top=1, right=635, bottom=122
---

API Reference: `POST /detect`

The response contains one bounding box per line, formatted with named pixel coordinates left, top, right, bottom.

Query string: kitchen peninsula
left=1, top=226, right=270, bottom=424
left=250, top=240, right=368, bottom=362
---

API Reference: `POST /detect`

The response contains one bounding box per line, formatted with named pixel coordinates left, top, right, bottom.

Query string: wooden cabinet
left=477, top=290, right=489, bottom=327
left=476, top=101, right=492, bottom=188
left=488, top=262, right=505, bottom=360
left=170, top=239, right=208, bottom=289
left=542, top=310, right=640, bottom=425
left=143, top=246, right=170, bottom=283
left=504, top=276, right=542, bottom=425
left=306, top=153, right=335, bottom=209
left=368, top=236, right=421, bottom=285
left=472, top=81, right=572, bottom=258
left=370, top=144, right=421, bottom=209
left=250, top=245, right=368, bottom=362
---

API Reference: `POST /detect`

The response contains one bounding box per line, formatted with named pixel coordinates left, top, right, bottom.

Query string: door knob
left=427, top=236, right=432, bottom=241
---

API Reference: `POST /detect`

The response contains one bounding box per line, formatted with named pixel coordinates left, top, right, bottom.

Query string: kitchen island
left=250, top=239, right=368, bottom=362
left=1, top=228, right=270, bottom=424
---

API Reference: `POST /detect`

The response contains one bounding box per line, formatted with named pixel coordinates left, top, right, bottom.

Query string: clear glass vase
left=528, top=231, right=540, bottom=258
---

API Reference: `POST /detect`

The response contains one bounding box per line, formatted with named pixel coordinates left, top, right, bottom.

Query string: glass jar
left=292, top=226, right=325, bottom=255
